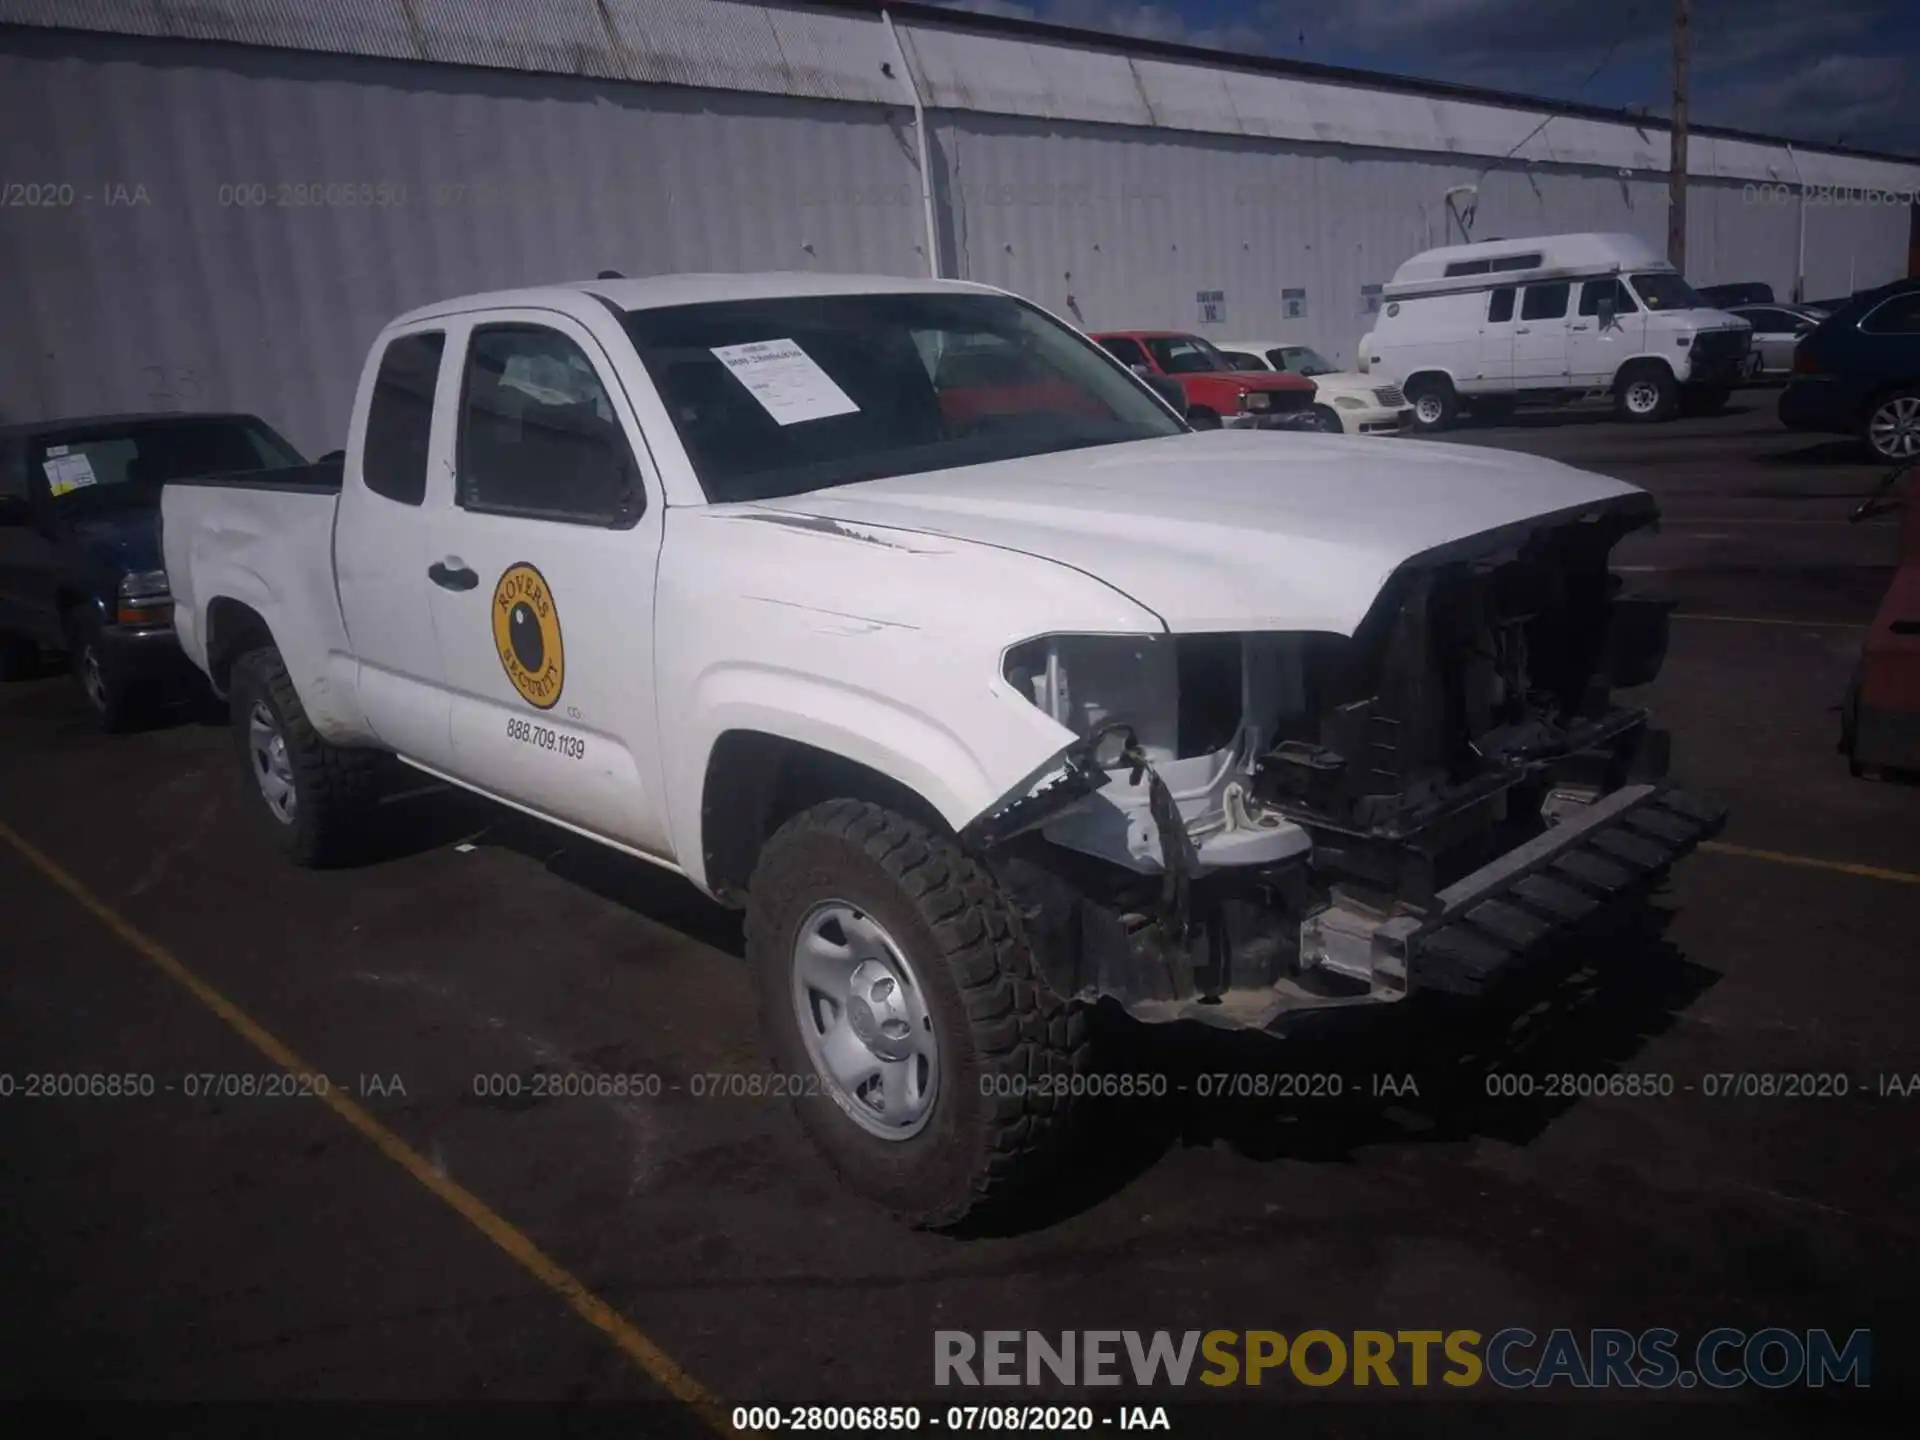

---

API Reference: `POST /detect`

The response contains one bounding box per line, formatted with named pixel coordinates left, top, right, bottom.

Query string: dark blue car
left=0, top=412, right=305, bottom=728
left=1777, top=279, right=1920, bottom=463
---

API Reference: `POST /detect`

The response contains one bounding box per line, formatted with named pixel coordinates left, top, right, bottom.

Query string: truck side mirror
left=1596, top=294, right=1616, bottom=328
left=1129, top=363, right=1153, bottom=379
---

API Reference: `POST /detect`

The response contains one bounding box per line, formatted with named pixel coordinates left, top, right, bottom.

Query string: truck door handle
left=1515, top=327, right=1531, bottom=334
left=428, top=560, right=479, bottom=591
left=1570, top=323, right=1590, bottom=330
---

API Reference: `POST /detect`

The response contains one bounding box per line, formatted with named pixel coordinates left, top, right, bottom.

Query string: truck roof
left=1386, top=232, right=1673, bottom=297
left=390, top=272, right=1007, bottom=328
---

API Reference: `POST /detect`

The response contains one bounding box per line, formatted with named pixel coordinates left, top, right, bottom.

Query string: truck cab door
left=334, top=327, right=457, bottom=769
left=1477, top=286, right=1517, bottom=385
left=424, top=311, right=672, bottom=859
left=1570, top=277, right=1640, bottom=385
left=1513, top=282, right=1573, bottom=383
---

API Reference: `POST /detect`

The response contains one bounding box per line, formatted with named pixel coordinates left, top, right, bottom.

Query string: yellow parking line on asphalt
left=0, top=816, right=737, bottom=1436
left=1699, top=840, right=1920, bottom=887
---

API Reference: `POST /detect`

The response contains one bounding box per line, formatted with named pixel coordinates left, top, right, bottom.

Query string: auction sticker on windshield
left=42, top=446, right=98, bottom=496
left=492, top=562, right=565, bottom=710
left=711, top=338, right=859, bottom=426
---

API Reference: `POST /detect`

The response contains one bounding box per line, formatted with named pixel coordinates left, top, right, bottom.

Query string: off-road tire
left=229, top=645, right=379, bottom=867
left=1615, top=363, right=1678, bottom=422
left=745, top=799, right=1090, bottom=1230
left=1406, top=376, right=1458, bottom=433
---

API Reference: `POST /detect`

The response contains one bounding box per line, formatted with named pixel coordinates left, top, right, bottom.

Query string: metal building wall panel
left=413, top=0, right=628, bottom=80
left=748, top=0, right=905, bottom=102
left=3, top=2, right=1917, bottom=188
left=0, top=35, right=924, bottom=453
left=898, top=18, right=1920, bottom=189
left=900, top=23, right=1153, bottom=128
left=0, top=0, right=426, bottom=58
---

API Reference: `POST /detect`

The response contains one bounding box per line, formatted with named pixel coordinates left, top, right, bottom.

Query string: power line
left=1478, top=7, right=1643, bottom=180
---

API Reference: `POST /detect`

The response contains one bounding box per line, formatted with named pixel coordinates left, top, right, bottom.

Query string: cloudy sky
left=930, top=0, right=1920, bottom=156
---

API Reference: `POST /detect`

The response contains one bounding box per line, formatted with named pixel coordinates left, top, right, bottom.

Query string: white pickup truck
left=162, top=272, right=1724, bottom=1228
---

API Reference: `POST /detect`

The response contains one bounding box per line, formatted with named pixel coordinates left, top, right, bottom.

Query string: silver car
left=1728, top=304, right=1828, bottom=381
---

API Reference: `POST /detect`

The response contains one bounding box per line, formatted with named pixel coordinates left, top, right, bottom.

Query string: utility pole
left=1667, top=0, right=1690, bottom=271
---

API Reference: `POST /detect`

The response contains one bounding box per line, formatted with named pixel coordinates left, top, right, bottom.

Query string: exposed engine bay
left=965, top=496, right=1726, bottom=1030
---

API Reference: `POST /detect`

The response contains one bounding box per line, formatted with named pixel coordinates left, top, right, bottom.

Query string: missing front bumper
left=1360, top=782, right=1726, bottom=1000
left=1106, top=781, right=1725, bottom=1032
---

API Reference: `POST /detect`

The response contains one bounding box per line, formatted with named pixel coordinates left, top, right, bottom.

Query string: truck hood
left=1218, top=370, right=1315, bottom=391
left=752, top=430, right=1649, bottom=635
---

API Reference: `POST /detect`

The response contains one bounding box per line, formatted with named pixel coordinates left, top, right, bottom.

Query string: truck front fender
left=674, top=663, right=1076, bottom=895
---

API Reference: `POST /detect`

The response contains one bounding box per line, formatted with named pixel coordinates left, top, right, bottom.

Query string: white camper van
left=1359, top=233, right=1753, bottom=432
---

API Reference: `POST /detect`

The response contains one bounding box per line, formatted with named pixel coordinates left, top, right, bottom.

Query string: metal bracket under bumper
left=1372, top=783, right=1727, bottom=998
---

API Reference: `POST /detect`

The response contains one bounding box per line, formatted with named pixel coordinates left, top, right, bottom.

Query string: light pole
left=1667, top=0, right=1690, bottom=271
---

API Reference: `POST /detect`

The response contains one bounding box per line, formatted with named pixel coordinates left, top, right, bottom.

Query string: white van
left=1359, top=233, right=1753, bottom=432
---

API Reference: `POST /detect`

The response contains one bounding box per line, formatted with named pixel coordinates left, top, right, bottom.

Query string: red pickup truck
left=1092, top=330, right=1317, bottom=430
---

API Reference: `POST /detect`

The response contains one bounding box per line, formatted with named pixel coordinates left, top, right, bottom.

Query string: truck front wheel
left=66, top=609, right=141, bottom=732
left=229, top=646, right=379, bottom=867
left=745, top=799, right=1089, bottom=1230
left=1615, top=363, right=1678, bottom=422
left=1406, top=376, right=1458, bottom=433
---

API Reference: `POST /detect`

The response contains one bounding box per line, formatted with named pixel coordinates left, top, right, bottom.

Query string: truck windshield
left=31, top=417, right=303, bottom=513
left=1630, top=272, right=1706, bottom=312
left=622, top=292, right=1185, bottom=503
left=1144, top=336, right=1233, bottom=374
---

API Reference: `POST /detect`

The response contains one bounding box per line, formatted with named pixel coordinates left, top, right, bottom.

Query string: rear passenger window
left=1487, top=288, right=1515, bottom=323
left=362, top=332, right=445, bottom=506
left=458, top=325, right=641, bottom=526
left=1861, top=294, right=1920, bottom=335
left=1521, top=283, right=1570, bottom=321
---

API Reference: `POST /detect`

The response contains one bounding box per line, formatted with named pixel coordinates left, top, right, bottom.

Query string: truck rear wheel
left=229, top=646, right=379, bottom=867
left=745, top=799, right=1089, bottom=1230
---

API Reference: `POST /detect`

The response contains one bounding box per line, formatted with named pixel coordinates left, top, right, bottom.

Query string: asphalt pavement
left=2, top=390, right=1914, bottom=1431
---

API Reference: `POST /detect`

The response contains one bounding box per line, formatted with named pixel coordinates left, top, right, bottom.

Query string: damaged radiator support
left=977, top=513, right=1724, bottom=1032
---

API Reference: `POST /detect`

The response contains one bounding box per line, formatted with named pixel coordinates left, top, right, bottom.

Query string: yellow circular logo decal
left=491, top=563, right=564, bottom=710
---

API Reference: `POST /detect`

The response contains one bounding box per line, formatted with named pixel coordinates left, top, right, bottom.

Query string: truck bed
left=164, top=454, right=344, bottom=494
left=160, top=464, right=362, bottom=734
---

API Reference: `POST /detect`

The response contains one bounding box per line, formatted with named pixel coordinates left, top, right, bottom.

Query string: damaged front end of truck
left=959, top=492, right=1726, bottom=1031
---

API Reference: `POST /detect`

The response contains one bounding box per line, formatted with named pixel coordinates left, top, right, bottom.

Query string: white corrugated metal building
left=3, top=0, right=1917, bottom=454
